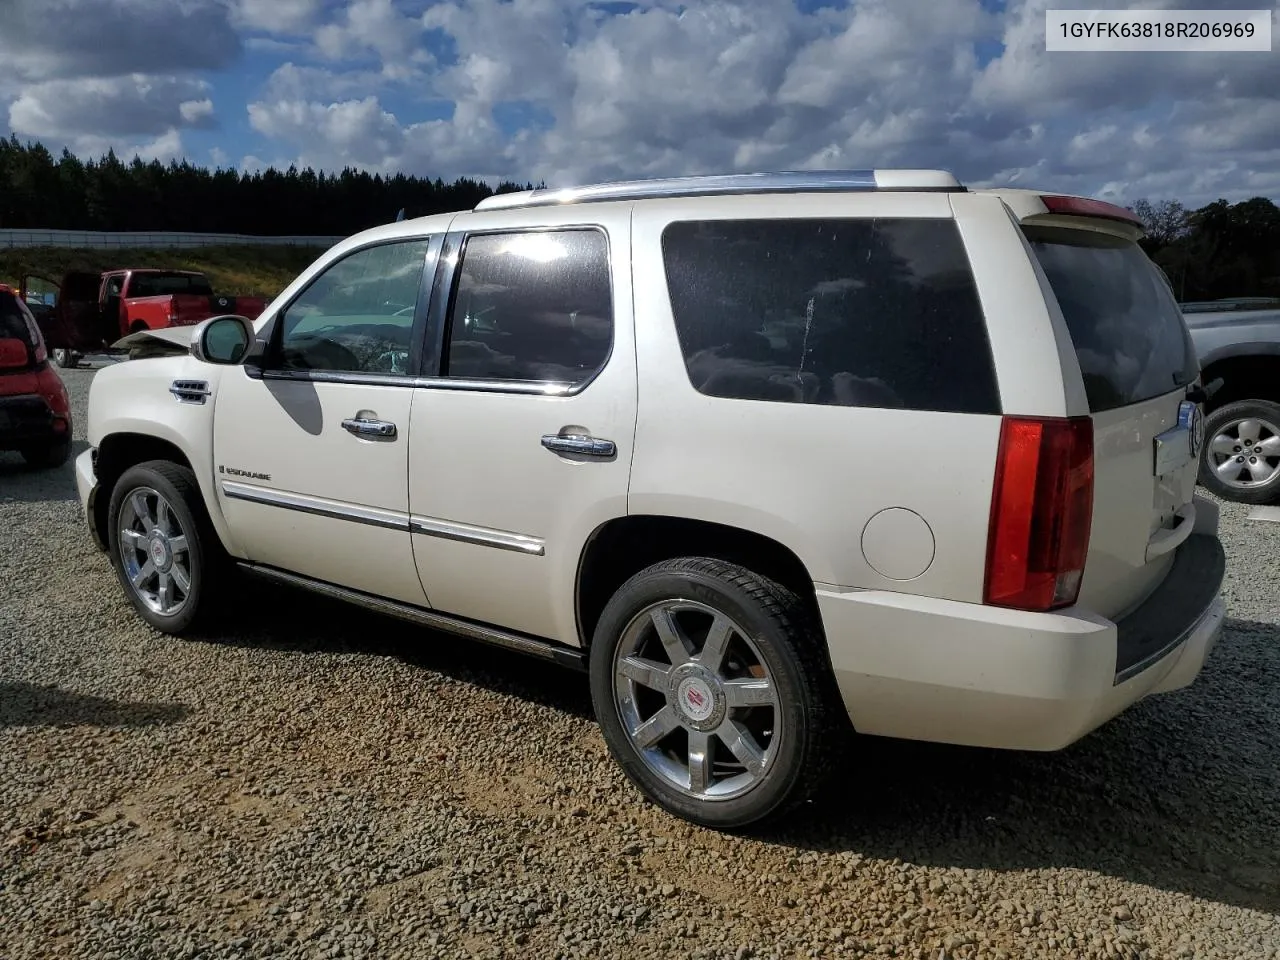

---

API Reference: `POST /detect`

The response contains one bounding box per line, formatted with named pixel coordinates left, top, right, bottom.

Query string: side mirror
left=192, top=314, right=255, bottom=365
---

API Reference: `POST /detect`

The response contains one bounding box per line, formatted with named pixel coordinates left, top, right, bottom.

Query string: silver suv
left=76, top=170, right=1226, bottom=829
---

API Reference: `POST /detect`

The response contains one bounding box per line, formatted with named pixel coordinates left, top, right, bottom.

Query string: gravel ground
left=2, top=364, right=1278, bottom=960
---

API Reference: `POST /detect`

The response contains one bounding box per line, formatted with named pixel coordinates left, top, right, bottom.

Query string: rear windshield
left=129, top=273, right=214, bottom=298
left=1024, top=226, right=1198, bottom=412
left=0, top=291, right=33, bottom=343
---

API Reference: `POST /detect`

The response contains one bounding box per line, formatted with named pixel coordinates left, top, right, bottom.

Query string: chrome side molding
left=220, top=481, right=410, bottom=531
left=410, top=515, right=545, bottom=555
left=220, top=482, right=546, bottom=556
left=237, top=563, right=585, bottom=670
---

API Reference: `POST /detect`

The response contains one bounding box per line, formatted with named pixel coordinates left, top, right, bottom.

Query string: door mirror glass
left=194, top=315, right=253, bottom=365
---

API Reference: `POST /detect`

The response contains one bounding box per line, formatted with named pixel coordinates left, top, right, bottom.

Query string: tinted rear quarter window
left=1023, top=226, right=1199, bottom=412
left=661, top=218, right=1000, bottom=414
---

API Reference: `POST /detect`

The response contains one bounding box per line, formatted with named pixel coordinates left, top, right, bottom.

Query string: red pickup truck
left=22, top=268, right=268, bottom=368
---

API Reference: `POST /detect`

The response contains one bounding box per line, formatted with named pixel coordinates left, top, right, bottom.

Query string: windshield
left=1024, top=226, right=1199, bottom=412
left=129, top=273, right=215, bottom=298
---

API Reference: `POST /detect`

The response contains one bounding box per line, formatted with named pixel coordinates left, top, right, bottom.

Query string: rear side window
left=443, top=229, right=613, bottom=386
left=129, top=273, right=215, bottom=298
left=661, top=218, right=1000, bottom=414
left=1024, top=226, right=1199, bottom=412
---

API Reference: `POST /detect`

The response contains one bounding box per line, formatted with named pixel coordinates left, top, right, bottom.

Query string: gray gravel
left=2, top=364, right=1279, bottom=960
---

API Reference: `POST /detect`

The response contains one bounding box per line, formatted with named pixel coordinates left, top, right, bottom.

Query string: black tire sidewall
left=107, top=462, right=210, bottom=633
left=1200, top=400, right=1280, bottom=505
left=589, top=562, right=816, bottom=830
left=21, top=439, right=71, bottom=468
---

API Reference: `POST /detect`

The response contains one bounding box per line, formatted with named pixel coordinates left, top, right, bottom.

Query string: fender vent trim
left=170, top=379, right=211, bottom=404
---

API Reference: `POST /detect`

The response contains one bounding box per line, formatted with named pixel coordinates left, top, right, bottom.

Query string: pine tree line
left=0, top=137, right=536, bottom=236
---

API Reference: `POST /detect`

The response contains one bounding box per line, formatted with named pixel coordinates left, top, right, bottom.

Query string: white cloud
left=1, top=0, right=1275, bottom=209
left=315, top=0, right=432, bottom=64
left=9, top=76, right=217, bottom=141
left=232, top=0, right=322, bottom=34
left=179, top=98, right=216, bottom=124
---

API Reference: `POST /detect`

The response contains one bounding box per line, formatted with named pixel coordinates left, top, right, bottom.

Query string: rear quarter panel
left=628, top=191, right=1034, bottom=602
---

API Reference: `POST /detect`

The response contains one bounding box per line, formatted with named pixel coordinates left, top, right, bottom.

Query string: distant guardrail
left=0, top=229, right=345, bottom=250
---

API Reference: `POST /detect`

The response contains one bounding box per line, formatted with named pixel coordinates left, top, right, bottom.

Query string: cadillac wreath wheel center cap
left=678, top=677, right=715, bottom=722
left=150, top=537, right=171, bottom=571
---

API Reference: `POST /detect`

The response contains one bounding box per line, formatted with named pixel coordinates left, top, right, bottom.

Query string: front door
left=408, top=209, right=637, bottom=645
left=212, top=235, right=438, bottom=605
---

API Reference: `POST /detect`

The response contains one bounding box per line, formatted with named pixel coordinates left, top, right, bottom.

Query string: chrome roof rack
left=474, top=169, right=964, bottom=211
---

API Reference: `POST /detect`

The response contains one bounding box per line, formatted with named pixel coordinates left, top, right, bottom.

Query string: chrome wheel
left=613, top=600, right=781, bottom=802
left=1207, top=417, right=1280, bottom=489
left=117, top=486, right=193, bottom=617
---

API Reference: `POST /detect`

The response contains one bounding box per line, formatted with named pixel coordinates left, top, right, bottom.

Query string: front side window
left=661, top=218, right=1001, bottom=414
left=443, top=229, right=613, bottom=385
left=275, top=239, right=431, bottom=375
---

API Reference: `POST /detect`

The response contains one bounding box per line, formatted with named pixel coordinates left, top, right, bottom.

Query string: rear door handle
left=342, top=417, right=397, bottom=440
left=541, top=434, right=616, bottom=458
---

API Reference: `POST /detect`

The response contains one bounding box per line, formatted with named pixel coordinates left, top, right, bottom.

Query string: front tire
left=52, top=348, right=79, bottom=369
left=589, top=557, right=848, bottom=830
left=107, top=460, right=226, bottom=634
left=1199, top=399, right=1280, bottom=504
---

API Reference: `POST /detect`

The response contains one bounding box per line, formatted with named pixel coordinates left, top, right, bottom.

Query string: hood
left=111, top=325, right=194, bottom=360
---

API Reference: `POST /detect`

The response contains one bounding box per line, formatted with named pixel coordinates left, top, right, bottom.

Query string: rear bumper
left=0, top=394, right=64, bottom=449
left=817, top=532, right=1226, bottom=751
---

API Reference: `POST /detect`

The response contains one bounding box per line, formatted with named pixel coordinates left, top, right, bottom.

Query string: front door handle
left=342, top=416, right=397, bottom=440
left=541, top=434, right=616, bottom=458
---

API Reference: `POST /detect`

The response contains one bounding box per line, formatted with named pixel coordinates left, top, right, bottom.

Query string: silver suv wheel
left=117, top=486, right=194, bottom=617
left=613, top=599, right=781, bottom=801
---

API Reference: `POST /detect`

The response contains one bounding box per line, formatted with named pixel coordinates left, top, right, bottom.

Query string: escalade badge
left=219, top=465, right=272, bottom=481
left=1179, top=401, right=1205, bottom=459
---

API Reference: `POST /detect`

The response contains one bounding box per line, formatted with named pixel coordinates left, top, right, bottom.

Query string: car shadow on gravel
left=0, top=682, right=189, bottom=729
left=0, top=440, right=88, bottom=504
left=763, top=616, right=1280, bottom=916
left=194, top=579, right=596, bottom=721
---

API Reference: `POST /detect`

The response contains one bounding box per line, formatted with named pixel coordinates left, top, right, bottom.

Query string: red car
left=0, top=283, right=72, bottom=468
left=23, top=269, right=268, bottom=368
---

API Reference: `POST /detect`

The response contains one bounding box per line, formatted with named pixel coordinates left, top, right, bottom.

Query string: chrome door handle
left=342, top=417, right=397, bottom=440
left=541, top=434, right=616, bottom=458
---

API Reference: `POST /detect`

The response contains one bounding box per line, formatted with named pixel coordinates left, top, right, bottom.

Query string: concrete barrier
left=0, top=229, right=344, bottom=250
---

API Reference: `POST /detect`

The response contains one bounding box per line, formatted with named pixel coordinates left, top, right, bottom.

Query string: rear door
left=1023, top=223, right=1203, bottom=618
left=28, top=271, right=102, bottom=351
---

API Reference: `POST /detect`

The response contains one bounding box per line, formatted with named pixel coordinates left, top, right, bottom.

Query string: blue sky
left=0, top=0, right=1276, bottom=206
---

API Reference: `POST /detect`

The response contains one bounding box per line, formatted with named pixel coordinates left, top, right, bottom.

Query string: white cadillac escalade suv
left=75, top=170, right=1227, bottom=829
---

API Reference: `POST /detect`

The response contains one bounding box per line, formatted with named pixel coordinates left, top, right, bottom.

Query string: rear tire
left=20, top=438, right=71, bottom=469
left=589, top=557, right=849, bottom=830
left=52, top=348, right=78, bottom=369
left=107, top=460, right=228, bottom=634
left=1199, top=399, right=1280, bottom=504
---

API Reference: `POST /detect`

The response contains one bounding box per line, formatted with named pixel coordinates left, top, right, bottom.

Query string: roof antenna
left=395, top=208, right=406, bottom=222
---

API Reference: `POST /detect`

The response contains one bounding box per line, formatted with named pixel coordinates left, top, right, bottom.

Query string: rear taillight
left=984, top=416, right=1095, bottom=612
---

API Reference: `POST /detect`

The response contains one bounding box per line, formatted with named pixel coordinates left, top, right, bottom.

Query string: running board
left=237, top=563, right=587, bottom=671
